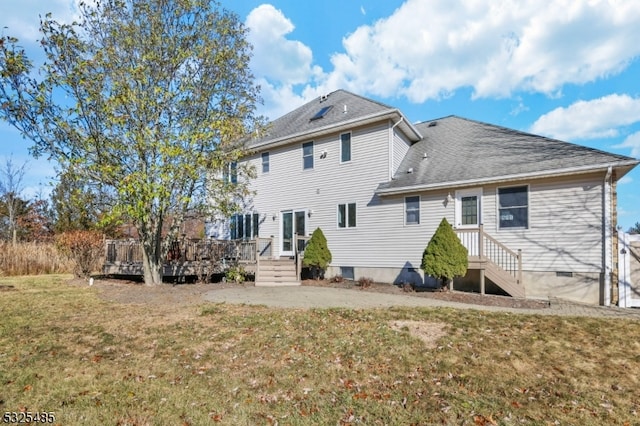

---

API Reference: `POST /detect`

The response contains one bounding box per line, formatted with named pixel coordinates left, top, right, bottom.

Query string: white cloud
left=613, top=132, right=640, bottom=159
left=0, top=0, right=82, bottom=43
left=247, top=0, right=640, bottom=107
left=246, top=4, right=321, bottom=85
left=530, top=94, right=640, bottom=141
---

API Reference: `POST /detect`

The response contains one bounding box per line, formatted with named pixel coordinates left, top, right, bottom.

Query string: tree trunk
left=140, top=227, right=164, bottom=286
left=141, top=248, right=163, bottom=286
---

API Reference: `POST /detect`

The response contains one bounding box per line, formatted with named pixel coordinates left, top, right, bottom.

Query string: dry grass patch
left=0, top=242, right=73, bottom=276
left=1, top=276, right=640, bottom=425
left=388, top=320, right=447, bottom=348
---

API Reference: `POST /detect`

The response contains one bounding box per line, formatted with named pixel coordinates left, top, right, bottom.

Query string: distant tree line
left=0, top=156, right=121, bottom=244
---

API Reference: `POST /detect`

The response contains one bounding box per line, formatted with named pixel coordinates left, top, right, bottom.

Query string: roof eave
left=249, top=109, right=422, bottom=151
left=376, top=160, right=640, bottom=196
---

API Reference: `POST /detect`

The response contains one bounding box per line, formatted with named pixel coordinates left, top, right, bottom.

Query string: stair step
left=255, top=281, right=301, bottom=287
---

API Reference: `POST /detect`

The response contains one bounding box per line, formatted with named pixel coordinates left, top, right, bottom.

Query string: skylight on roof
left=310, top=105, right=333, bottom=121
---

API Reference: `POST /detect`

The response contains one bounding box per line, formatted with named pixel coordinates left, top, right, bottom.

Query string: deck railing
left=455, top=225, right=522, bottom=285
left=104, top=238, right=258, bottom=264
left=294, top=234, right=311, bottom=280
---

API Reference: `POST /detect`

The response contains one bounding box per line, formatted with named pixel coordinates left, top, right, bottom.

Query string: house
left=212, top=89, right=638, bottom=306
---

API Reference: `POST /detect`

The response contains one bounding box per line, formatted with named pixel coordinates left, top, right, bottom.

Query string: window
left=405, top=196, right=420, bottom=225
left=303, top=141, right=314, bottom=170
left=261, top=152, right=269, bottom=173
left=498, top=186, right=528, bottom=229
left=340, top=266, right=354, bottom=280
left=230, top=213, right=260, bottom=239
left=461, top=196, right=478, bottom=225
left=222, top=162, right=237, bottom=184
left=230, top=162, right=237, bottom=183
left=341, top=132, right=351, bottom=162
left=338, top=203, right=356, bottom=228
left=310, top=105, right=333, bottom=121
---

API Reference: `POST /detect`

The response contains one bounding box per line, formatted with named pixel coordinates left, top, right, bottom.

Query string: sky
left=1, top=0, right=639, bottom=230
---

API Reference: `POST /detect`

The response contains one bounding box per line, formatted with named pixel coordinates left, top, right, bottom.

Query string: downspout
left=603, top=166, right=613, bottom=306
left=389, top=117, right=404, bottom=180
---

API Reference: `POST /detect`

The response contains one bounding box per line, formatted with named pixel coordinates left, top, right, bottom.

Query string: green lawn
left=1, top=275, right=639, bottom=425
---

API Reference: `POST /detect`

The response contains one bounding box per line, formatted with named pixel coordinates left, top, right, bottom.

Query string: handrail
left=294, top=234, right=311, bottom=280
left=454, top=225, right=522, bottom=284
left=104, top=238, right=258, bottom=264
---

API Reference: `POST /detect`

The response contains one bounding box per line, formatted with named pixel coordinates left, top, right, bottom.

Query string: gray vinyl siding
left=240, top=121, right=607, bottom=276
left=481, top=173, right=605, bottom=273
left=392, top=130, right=411, bottom=175
left=242, top=122, right=394, bottom=263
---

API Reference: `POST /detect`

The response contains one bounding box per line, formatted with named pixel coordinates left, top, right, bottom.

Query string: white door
left=619, top=232, right=640, bottom=308
left=280, top=210, right=306, bottom=257
left=455, top=188, right=482, bottom=228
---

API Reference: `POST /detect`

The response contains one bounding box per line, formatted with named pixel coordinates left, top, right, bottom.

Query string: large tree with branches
left=0, top=0, right=262, bottom=284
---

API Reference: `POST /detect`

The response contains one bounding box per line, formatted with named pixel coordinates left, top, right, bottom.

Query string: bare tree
left=0, top=155, right=27, bottom=245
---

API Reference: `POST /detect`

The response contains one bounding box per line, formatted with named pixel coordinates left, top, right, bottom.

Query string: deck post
left=479, top=225, right=485, bottom=294
left=255, top=238, right=260, bottom=284
left=517, top=249, right=522, bottom=285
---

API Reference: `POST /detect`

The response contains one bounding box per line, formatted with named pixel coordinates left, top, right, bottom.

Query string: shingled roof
left=249, top=90, right=421, bottom=149
left=377, top=116, right=638, bottom=194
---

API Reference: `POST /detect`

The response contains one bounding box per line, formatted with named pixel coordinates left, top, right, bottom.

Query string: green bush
left=421, top=218, right=468, bottom=289
left=302, top=227, right=332, bottom=280
left=225, top=265, right=246, bottom=283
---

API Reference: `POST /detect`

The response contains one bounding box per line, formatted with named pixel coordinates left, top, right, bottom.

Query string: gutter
left=603, top=166, right=613, bottom=307
left=375, top=161, right=639, bottom=196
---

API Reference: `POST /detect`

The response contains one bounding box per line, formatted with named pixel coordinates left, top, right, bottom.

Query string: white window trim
left=405, top=195, right=420, bottom=225
left=340, top=132, right=352, bottom=164
left=337, top=202, right=357, bottom=229
left=302, top=141, right=314, bottom=170
left=454, top=188, right=482, bottom=229
left=261, top=152, right=270, bottom=174
left=496, top=184, right=530, bottom=231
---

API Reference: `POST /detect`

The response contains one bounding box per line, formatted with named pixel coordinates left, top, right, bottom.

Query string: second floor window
left=341, top=132, right=351, bottom=162
left=303, top=141, right=314, bottom=170
left=261, top=152, right=270, bottom=173
left=223, top=162, right=237, bottom=184
left=405, top=196, right=420, bottom=225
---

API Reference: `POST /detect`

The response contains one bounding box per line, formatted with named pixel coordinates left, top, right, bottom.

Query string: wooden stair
left=484, top=258, right=524, bottom=298
left=255, top=258, right=300, bottom=287
left=457, top=226, right=525, bottom=298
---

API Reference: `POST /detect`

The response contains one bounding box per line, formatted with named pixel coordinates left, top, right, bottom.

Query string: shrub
left=302, top=227, right=332, bottom=280
left=55, top=230, right=104, bottom=278
left=330, top=275, right=344, bottom=283
left=225, top=265, right=246, bottom=283
left=357, top=277, right=374, bottom=289
left=421, top=218, right=468, bottom=290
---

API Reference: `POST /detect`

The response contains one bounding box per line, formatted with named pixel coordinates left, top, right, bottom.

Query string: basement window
left=340, top=267, right=354, bottom=280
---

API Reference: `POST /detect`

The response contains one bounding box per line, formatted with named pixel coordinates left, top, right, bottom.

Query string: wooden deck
left=103, top=239, right=258, bottom=277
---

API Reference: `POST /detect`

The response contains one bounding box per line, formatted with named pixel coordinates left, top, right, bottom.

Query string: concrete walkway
left=204, top=286, right=640, bottom=319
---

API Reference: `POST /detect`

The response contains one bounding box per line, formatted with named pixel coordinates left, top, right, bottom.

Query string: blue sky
left=1, top=0, right=639, bottom=230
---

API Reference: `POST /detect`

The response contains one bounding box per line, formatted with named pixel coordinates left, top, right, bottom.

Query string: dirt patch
left=84, top=276, right=549, bottom=310
left=0, top=284, right=16, bottom=292
left=388, top=320, right=447, bottom=348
